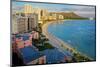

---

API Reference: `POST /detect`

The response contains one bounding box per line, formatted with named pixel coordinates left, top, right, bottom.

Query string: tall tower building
left=24, top=4, right=33, bottom=14
left=27, top=13, right=38, bottom=31
left=40, top=9, right=49, bottom=20
left=12, top=13, right=18, bottom=34
left=12, top=13, right=38, bottom=34
left=33, top=8, right=42, bottom=21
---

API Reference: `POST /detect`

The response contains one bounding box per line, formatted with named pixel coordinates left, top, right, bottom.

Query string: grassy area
left=44, top=43, right=54, bottom=49
left=35, top=42, right=54, bottom=51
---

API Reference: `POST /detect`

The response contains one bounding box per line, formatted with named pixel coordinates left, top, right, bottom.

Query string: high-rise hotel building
left=24, top=4, right=34, bottom=14
left=24, top=4, right=49, bottom=20
left=12, top=12, right=38, bottom=34
left=12, top=4, right=50, bottom=34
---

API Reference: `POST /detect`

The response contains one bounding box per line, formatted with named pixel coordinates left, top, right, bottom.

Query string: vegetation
left=35, top=42, right=54, bottom=51
left=72, top=52, right=92, bottom=62
left=64, top=18, right=89, bottom=20
left=60, top=43, right=92, bottom=62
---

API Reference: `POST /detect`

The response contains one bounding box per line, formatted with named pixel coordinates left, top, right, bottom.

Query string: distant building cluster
left=24, top=4, right=64, bottom=21
left=12, top=4, right=64, bottom=34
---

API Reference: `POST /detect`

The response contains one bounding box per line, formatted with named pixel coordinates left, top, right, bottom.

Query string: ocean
left=48, top=20, right=96, bottom=59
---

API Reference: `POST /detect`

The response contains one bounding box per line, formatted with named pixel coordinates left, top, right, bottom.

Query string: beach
left=42, top=21, right=76, bottom=56
left=42, top=20, right=93, bottom=60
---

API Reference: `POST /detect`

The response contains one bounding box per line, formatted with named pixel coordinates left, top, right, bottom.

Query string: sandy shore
left=42, top=21, right=76, bottom=56
left=42, top=21, right=93, bottom=60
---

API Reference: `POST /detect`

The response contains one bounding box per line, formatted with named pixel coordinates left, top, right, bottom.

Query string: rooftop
left=20, top=46, right=44, bottom=64
left=41, top=48, right=68, bottom=64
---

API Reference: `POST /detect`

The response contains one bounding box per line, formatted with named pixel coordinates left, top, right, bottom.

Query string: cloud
left=75, top=11, right=95, bottom=18
left=60, top=5, right=95, bottom=18
left=60, top=5, right=95, bottom=12
left=12, top=1, right=95, bottom=18
left=12, top=2, right=24, bottom=13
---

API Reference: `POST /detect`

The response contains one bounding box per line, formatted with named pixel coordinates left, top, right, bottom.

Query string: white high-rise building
left=12, top=14, right=19, bottom=34
left=12, top=13, right=38, bottom=34
left=24, top=4, right=34, bottom=13
left=24, top=4, right=49, bottom=22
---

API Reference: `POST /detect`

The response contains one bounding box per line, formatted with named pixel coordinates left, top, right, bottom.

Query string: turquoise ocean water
left=48, top=20, right=96, bottom=59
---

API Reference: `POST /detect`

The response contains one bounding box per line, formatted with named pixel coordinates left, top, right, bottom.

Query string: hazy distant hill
left=50, top=12, right=88, bottom=19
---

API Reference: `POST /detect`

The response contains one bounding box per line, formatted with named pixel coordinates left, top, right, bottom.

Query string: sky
left=12, top=1, right=96, bottom=18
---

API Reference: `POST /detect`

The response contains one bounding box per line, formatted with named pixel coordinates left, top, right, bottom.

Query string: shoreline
left=42, top=20, right=94, bottom=60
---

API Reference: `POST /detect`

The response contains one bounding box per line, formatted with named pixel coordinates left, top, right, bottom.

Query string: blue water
left=48, top=20, right=96, bottom=59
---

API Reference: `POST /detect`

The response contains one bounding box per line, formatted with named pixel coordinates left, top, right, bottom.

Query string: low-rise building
left=58, top=14, right=64, bottom=20
left=12, top=33, right=46, bottom=65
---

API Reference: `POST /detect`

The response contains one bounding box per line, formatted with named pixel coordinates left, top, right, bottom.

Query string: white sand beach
left=42, top=21, right=93, bottom=60
left=42, top=21, right=75, bottom=56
